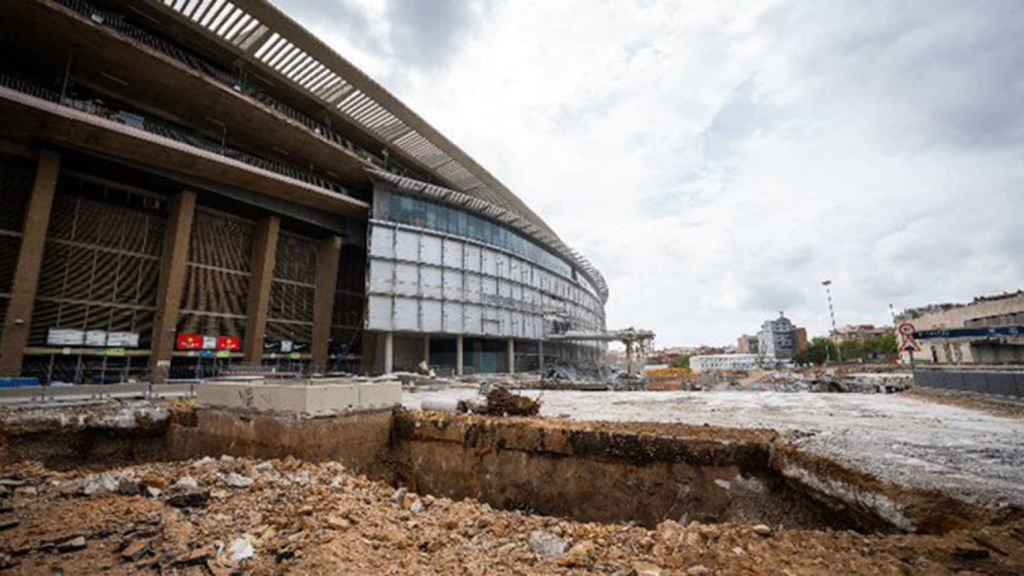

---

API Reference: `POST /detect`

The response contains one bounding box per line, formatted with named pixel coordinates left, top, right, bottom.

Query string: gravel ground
left=403, top=390, right=1024, bottom=509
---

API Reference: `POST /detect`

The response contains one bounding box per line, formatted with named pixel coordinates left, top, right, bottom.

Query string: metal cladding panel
left=394, top=263, right=419, bottom=297
left=482, top=276, right=497, bottom=297
left=443, top=302, right=463, bottom=333
left=422, top=300, right=442, bottom=332
left=482, top=249, right=497, bottom=276
left=367, top=295, right=392, bottom=330
left=482, top=309, right=500, bottom=336
left=465, top=304, right=482, bottom=334
left=510, top=258, right=520, bottom=281
left=394, top=297, right=418, bottom=331
left=499, top=280, right=511, bottom=299
left=369, top=260, right=394, bottom=293
left=495, top=253, right=507, bottom=279
left=500, top=309, right=512, bottom=336
left=511, top=283, right=523, bottom=302
left=465, top=245, right=481, bottom=272
left=465, top=273, right=482, bottom=303
left=512, top=312, right=523, bottom=338
left=442, top=239, right=463, bottom=268
left=421, top=266, right=442, bottom=299
left=421, top=236, right=442, bottom=266
left=443, top=269, right=464, bottom=301
left=395, top=230, right=419, bottom=261
left=370, top=226, right=394, bottom=258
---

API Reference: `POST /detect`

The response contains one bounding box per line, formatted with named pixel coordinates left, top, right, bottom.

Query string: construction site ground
left=403, top=389, right=1024, bottom=509
left=1, top=388, right=1023, bottom=574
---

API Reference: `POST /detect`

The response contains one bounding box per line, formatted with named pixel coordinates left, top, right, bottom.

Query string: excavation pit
left=1, top=401, right=1003, bottom=539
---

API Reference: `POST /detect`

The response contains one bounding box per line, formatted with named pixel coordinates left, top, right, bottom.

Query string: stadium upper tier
left=129, top=0, right=608, bottom=303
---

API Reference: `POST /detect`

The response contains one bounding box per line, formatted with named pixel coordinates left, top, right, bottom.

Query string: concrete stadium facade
left=0, top=0, right=607, bottom=383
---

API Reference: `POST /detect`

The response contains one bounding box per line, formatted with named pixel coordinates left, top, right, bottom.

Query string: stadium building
left=0, top=0, right=608, bottom=383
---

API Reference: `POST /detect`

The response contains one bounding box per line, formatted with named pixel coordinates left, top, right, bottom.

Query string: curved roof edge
left=148, top=0, right=562, bottom=240
left=369, top=170, right=609, bottom=305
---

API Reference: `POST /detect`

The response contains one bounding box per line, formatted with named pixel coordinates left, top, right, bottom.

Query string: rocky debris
left=0, top=517, right=19, bottom=530
left=459, top=387, right=541, bottom=417
left=752, top=523, right=773, bottom=536
left=173, top=476, right=199, bottom=490
left=528, top=530, right=567, bottom=559
left=228, top=536, right=255, bottom=563
left=165, top=489, right=210, bottom=509
left=120, top=539, right=149, bottom=561
left=223, top=472, right=254, bottom=489
left=57, top=536, right=87, bottom=552
left=1, top=455, right=1023, bottom=574
left=82, top=473, right=119, bottom=496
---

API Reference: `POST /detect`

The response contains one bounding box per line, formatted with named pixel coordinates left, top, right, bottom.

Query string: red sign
left=176, top=333, right=204, bottom=351
left=217, top=336, right=241, bottom=352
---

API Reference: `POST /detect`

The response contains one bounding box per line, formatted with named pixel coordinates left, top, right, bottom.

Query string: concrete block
left=359, top=382, right=402, bottom=410
left=197, top=379, right=400, bottom=415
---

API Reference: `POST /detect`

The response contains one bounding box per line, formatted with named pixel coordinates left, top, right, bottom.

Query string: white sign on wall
left=47, top=329, right=85, bottom=346
left=106, top=332, right=140, bottom=348
left=85, top=330, right=108, bottom=347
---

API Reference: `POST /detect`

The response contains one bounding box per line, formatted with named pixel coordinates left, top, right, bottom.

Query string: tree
left=671, top=355, right=691, bottom=369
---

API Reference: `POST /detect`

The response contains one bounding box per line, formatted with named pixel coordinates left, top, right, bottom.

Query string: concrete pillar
left=383, top=332, right=394, bottom=374
left=149, top=189, right=197, bottom=383
left=538, top=339, right=545, bottom=375
left=423, top=335, right=430, bottom=367
left=507, top=338, right=515, bottom=374
left=456, top=335, right=464, bottom=376
left=242, top=216, right=280, bottom=365
left=311, top=236, right=341, bottom=371
left=0, top=152, right=60, bottom=377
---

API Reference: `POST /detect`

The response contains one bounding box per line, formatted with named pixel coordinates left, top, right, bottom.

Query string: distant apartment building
left=832, top=324, right=891, bottom=345
left=899, top=291, right=1024, bottom=365
left=758, top=313, right=797, bottom=360
left=737, top=334, right=759, bottom=354
left=794, top=327, right=809, bottom=354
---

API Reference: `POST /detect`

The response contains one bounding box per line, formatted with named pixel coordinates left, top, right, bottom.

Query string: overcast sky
left=275, top=0, right=1024, bottom=346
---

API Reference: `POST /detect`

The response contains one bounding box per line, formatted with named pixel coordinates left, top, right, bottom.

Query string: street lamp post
left=822, top=280, right=842, bottom=363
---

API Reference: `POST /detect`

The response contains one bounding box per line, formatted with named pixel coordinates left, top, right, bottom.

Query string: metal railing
left=53, top=0, right=408, bottom=176
left=0, top=72, right=349, bottom=196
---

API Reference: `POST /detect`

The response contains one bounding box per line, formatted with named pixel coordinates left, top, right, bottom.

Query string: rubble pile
left=1, top=457, right=1023, bottom=574
left=695, top=369, right=914, bottom=394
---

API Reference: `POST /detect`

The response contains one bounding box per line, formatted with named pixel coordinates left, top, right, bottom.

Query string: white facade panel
left=482, top=276, right=497, bottom=297
left=465, top=273, right=482, bottom=303
left=422, top=300, right=442, bottom=332
left=443, top=302, right=463, bottom=333
left=394, top=263, right=419, bottom=297
left=443, top=239, right=463, bottom=269
left=394, top=297, right=419, bottom=331
left=395, top=229, right=419, bottom=261
left=482, top=249, right=497, bottom=276
left=369, top=260, right=394, bottom=294
left=421, top=266, right=443, bottom=299
left=499, top=280, right=511, bottom=299
left=495, top=253, right=508, bottom=279
left=511, top=312, right=523, bottom=338
left=367, top=295, right=392, bottom=330
left=421, top=235, right=442, bottom=266
left=499, top=309, right=512, bottom=336
left=370, top=226, right=394, bottom=259
left=465, top=245, right=481, bottom=272
left=465, top=304, right=482, bottom=334
left=443, top=269, right=464, bottom=301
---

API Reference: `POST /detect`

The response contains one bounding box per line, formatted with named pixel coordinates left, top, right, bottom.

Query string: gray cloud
left=386, top=0, right=485, bottom=70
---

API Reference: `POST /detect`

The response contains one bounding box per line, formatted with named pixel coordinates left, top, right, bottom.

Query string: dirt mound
left=483, top=387, right=541, bottom=416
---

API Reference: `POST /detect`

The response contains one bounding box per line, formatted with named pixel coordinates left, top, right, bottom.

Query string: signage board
left=217, top=336, right=241, bottom=352
left=47, top=329, right=84, bottom=346
left=280, top=340, right=294, bottom=353
left=202, top=336, right=218, bottom=350
left=85, top=330, right=107, bottom=347
left=177, top=334, right=203, bottom=350
left=106, top=331, right=139, bottom=348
